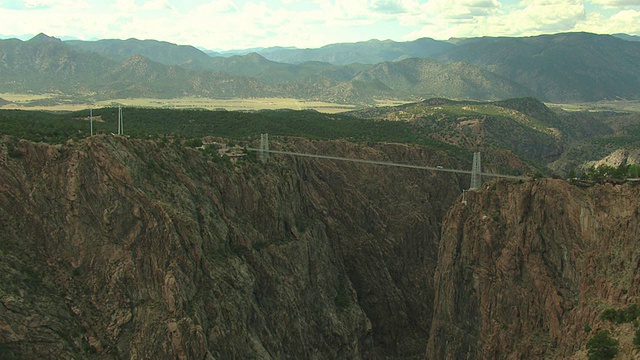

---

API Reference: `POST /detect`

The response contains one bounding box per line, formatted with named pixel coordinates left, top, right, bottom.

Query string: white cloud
left=520, top=0, right=581, bottom=5
left=590, top=0, right=640, bottom=8
left=20, top=0, right=90, bottom=10
left=504, top=1, right=586, bottom=33
left=112, top=0, right=136, bottom=12
left=193, top=0, right=238, bottom=14
left=1, top=0, right=640, bottom=49
left=574, top=8, right=640, bottom=33
left=406, top=0, right=587, bottom=39
left=371, top=0, right=409, bottom=14
left=140, top=0, right=174, bottom=11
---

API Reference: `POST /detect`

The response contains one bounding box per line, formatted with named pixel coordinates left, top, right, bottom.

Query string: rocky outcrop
left=585, top=148, right=640, bottom=169
left=0, top=136, right=463, bottom=359
left=427, top=178, right=640, bottom=359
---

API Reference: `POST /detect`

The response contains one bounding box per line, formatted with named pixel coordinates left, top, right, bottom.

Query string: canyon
left=1, top=136, right=639, bottom=359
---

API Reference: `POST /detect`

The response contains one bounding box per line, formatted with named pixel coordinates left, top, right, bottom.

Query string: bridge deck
left=246, top=147, right=529, bottom=180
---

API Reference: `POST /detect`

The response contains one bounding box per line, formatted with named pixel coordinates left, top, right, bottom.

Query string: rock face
left=427, top=179, right=640, bottom=359
left=0, top=136, right=463, bottom=359
left=4, top=137, right=639, bottom=359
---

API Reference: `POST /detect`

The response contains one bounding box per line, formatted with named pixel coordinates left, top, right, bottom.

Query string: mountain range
left=1, top=32, right=640, bottom=104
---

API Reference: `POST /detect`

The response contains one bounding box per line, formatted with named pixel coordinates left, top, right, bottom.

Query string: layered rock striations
left=427, top=179, right=640, bottom=359
left=0, top=136, right=462, bottom=359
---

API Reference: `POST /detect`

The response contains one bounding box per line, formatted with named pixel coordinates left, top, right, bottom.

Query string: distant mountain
left=1, top=34, right=526, bottom=104
left=257, top=38, right=455, bottom=65
left=435, top=32, right=640, bottom=102
left=205, top=53, right=381, bottom=92
left=0, top=36, right=276, bottom=99
left=3, top=32, right=640, bottom=105
left=216, top=46, right=298, bottom=57
left=201, top=49, right=221, bottom=57
left=354, top=58, right=533, bottom=100
left=613, top=34, right=640, bottom=42
left=66, top=38, right=216, bottom=70
left=0, top=35, right=116, bottom=93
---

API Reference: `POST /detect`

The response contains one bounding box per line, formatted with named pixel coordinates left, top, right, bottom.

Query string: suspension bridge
left=247, top=134, right=529, bottom=191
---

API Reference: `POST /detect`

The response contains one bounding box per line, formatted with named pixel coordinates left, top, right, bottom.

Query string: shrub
left=586, top=330, right=619, bottom=360
left=622, top=304, right=640, bottom=323
left=600, top=308, right=617, bottom=322
left=184, top=138, right=203, bottom=148
left=634, top=329, right=640, bottom=348
left=584, top=324, right=592, bottom=333
left=599, top=304, right=640, bottom=324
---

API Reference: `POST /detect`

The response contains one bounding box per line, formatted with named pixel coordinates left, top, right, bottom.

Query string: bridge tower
left=260, top=133, right=269, bottom=162
left=470, top=152, right=481, bottom=190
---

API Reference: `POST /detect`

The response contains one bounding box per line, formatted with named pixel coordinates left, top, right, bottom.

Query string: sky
left=0, top=0, right=639, bottom=50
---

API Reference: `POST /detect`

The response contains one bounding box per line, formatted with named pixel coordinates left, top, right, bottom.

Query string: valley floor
left=0, top=93, right=388, bottom=113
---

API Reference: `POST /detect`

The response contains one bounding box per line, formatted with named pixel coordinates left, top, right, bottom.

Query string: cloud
left=18, top=0, right=89, bottom=10
left=193, top=0, right=237, bottom=14
left=1, top=0, right=639, bottom=50
left=421, top=0, right=501, bottom=20
left=504, top=2, right=586, bottom=33
left=590, top=0, right=640, bottom=8
left=406, top=0, right=586, bottom=39
left=574, top=8, right=640, bottom=34
left=140, top=0, right=174, bottom=11
left=371, top=0, right=408, bottom=14
left=113, top=0, right=136, bottom=12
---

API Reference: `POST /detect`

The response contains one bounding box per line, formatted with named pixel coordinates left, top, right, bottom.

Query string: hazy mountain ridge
left=254, top=37, right=456, bottom=65
left=435, top=32, right=640, bottom=102
left=66, top=37, right=216, bottom=70
left=1, top=32, right=640, bottom=103
left=356, top=58, right=533, bottom=100
left=0, top=36, right=524, bottom=104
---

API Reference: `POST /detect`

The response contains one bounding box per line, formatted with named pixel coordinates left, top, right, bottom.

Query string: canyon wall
left=427, top=179, right=640, bottom=359
left=0, top=136, right=462, bottom=359
left=3, top=136, right=638, bottom=359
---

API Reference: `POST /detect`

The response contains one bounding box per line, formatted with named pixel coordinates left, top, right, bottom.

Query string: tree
left=586, top=330, right=619, bottom=360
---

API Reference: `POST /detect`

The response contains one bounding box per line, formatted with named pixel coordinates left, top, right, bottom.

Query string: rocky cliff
left=3, top=136, right=639, bottom=359
left=427, top=179, right=640, bottom=359
left=0, top=136, right=463, bottom=359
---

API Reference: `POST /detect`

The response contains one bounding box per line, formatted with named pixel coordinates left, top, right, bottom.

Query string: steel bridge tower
left=470, top=152, right=481, bottom=190
left=260, top=133, right=269, bottom=162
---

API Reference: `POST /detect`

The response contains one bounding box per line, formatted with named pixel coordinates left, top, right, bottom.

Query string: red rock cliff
left=427, top=179, right=640, bottom=359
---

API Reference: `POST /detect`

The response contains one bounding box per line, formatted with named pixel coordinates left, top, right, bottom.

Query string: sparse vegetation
left=634, top=329, right=640, bottom=347
left=584, top=324, right=592, bottom=333
left=586, top=330, right=619, bottom=360
left=581, top=165, right=640, bottom=181
left=599, top=304, right=640, bottom=324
